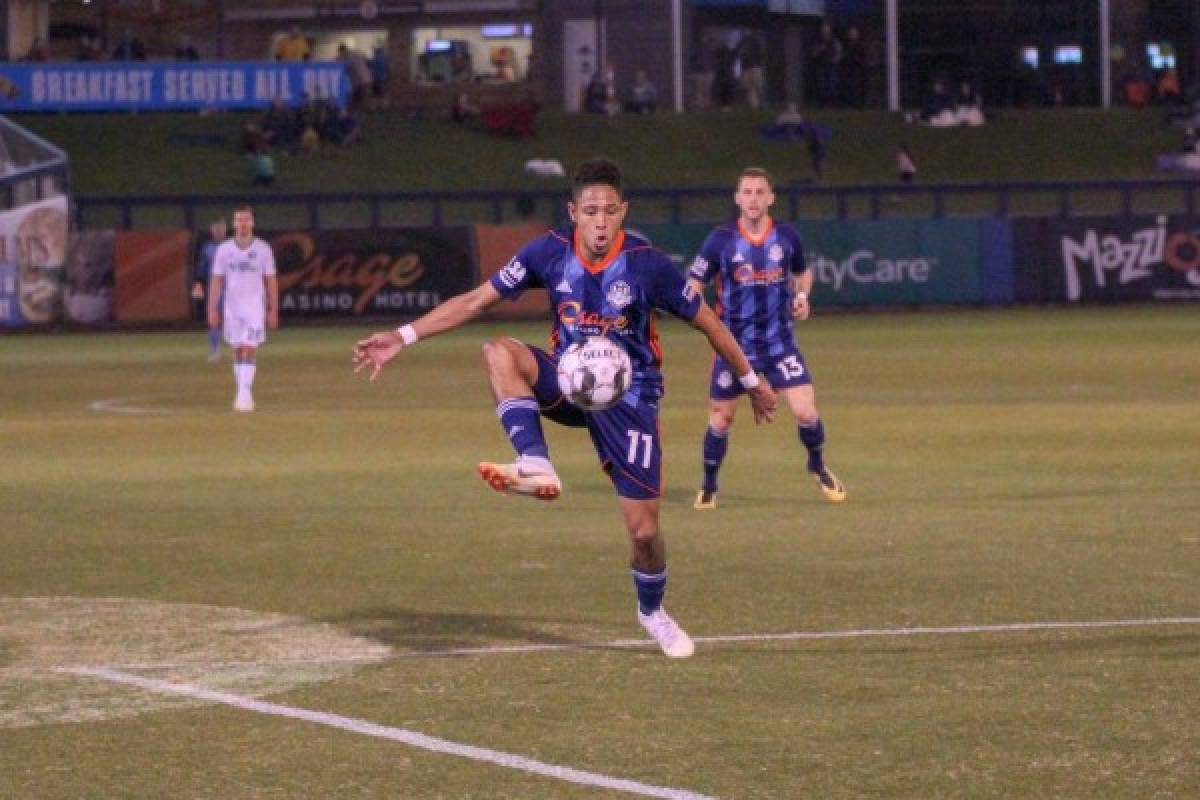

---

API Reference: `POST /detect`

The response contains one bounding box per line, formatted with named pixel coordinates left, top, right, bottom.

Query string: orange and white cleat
left=478, top=458, right=562, bottom=502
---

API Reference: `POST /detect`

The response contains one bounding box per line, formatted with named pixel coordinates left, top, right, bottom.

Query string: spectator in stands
left=841, top=26, right=867, bottom=107
left=298, top=124, right=320, bottom=157
left=772, top=102, right=806, bottom=138
left=897, top=144, right=917, bottom=184
left=584, top=70, right=608, bottom=114
left=921, top=78, right=957, bottom=126
left=714, top=37, right=739, bottom=111
left=334, top=107, right=363, bottom=146
left=252, top=145, right=275, bottom=187
left=112, top=29, right=147, bottom=62
left=451, top=50, right=473, bottom=83
left=626, top=70, right=658, bottom=114
left=689, top=32, right=716, bottom=111
left=1156, top=68, right=1183, bottom=106
left=738, top=30, right=766, bottom=110
left=809, top=22, right=842, bottom=108
left=274, top=26, right=311, bottom=62
left=451, top=91, right=481, bottom=126
left=22, top=38, right=49, bottom=62
left=370, top=43, right=391, bottom=110
left=175, top=34, right=200, bottom=61
left=338, top=44, right=374, bottom=113
left=75, top=34, right=103, bottom=62
left=955, top=81, right=985, bottom=126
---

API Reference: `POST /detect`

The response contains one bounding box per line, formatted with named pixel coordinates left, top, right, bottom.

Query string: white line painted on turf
left=88, top=397, right=176, bottom=415
left=63, top=666, right=716, bottom=800
left=87, top=615, right=1200, bottom=670
left=391, top=615, right=1200, bottom=659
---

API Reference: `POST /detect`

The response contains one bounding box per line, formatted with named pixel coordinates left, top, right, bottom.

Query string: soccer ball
left=556, top=336, right=632, bottom=412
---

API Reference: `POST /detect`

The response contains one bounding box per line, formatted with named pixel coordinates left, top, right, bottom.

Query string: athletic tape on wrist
left=396, top=325, right=419, bottom=346
left=738, top=371, right=760, bottom=390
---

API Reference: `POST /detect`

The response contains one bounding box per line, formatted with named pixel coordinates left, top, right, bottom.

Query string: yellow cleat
left=812, top=467, right=847, bottom=503
left=693, top=489, right=718, bottom=510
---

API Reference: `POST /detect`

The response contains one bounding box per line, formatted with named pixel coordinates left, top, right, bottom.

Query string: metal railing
left=72, top=177, right=1200, bottom=231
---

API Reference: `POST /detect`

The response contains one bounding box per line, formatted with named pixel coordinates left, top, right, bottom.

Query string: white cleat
left=638, top=608, right=695, bottom=658
left=233, top=390, right=255, bottom=412
left=478, top=459, right=561, bottom=501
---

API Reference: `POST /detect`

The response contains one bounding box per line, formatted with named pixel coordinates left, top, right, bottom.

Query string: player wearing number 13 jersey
left=687, top=167, right=847, bottom=509
left=353, top=159, right=777, bottom=658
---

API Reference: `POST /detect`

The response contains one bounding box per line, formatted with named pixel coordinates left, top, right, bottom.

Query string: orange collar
left=737, top=217, right=774, bottom=247
left=574, top=230, right=625, bottom=274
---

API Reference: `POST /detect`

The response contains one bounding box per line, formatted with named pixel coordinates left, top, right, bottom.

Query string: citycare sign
left=1014, top=215, right=1200, bottom=303
left=635, top=219, right=989, bottom=306
left=797, top=219, right=984, bottom=306
left=271, top=227, right=477, bottom=318
left=0, top=62, right=347, bottom=112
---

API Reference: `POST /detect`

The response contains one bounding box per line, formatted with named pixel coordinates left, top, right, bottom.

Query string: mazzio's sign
left=1056, top=216, right=1200, bottom=302
left=271, top=227, right=476, bottom=317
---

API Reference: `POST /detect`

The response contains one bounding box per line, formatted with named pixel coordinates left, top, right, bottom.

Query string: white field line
left=62, top=666, right=715, bottom=800
left=82, top=615, right=1200, bottom=671
left=88, top=397, right=175, bottom=415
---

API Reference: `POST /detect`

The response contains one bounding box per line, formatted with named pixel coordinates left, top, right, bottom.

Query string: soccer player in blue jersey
left=688, top=166, right=846, bottom=510
left=353, top=158, right=777, bottom=658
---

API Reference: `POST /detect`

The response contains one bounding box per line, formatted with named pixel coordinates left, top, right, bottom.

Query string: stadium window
left=1146, top=43, right=1176, bottom=71
left=1053, top=45, right=1082, bottom=65
left=412, top=23, right=532, bottom=85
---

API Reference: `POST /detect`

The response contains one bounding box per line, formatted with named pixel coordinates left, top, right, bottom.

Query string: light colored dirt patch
left=0, top=597, right=392, bottom=729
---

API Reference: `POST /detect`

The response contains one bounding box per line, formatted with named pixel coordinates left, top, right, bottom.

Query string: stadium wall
left=5, top=215, right=1198, bottom=329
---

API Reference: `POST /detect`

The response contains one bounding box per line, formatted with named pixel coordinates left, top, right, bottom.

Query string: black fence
left=73, top=178, right=1200, bottom=232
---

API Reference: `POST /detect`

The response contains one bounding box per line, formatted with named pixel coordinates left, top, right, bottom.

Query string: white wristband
left=795, top=291, right=807, bottom=302
left=396, top=324, right=418, bottom=346
left=738, top=370, right=760, bottom=390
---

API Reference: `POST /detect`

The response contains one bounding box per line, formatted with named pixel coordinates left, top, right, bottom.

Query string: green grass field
left=2, top=307, right=1198, bottom=798
left=20, top=107, right=1188, bottom=198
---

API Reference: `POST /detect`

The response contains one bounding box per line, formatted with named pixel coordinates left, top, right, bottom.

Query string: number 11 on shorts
left=626, top=430, right=653, bottom=469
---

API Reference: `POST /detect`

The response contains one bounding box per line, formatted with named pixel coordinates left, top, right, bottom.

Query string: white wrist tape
left=738, top=370, right=760, bottom=390
left=795, top=291, right=807, bottom=302
left=396, top=324, right=419, bottom=346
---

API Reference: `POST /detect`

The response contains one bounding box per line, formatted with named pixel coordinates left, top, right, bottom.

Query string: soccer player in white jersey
left=207, top=204, right=278, bottom=412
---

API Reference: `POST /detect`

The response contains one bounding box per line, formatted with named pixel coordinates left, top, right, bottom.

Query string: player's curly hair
left=572, top=158, right=623, bottom=199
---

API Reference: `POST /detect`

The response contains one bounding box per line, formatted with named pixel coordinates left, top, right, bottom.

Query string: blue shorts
left=709, top=346, right=812, bottom=400
left=529, top=345, right=661, bottom=500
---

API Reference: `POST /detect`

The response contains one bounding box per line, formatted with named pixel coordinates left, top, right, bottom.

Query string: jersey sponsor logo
left=605, top=280, right=633, bottom=310
left=498, top=258, right=526, bottom=288
left=733, top=264, right=785, bottom=285
left=688, top=255, right=708, bottom=279
left=556, top=300, right=628, bottom=335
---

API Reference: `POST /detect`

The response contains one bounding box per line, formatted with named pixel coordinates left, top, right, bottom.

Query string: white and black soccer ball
left=556, top=336, right=632, bottom=412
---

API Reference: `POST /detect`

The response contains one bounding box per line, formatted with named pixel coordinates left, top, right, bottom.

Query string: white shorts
left=223, top=313, right=266, bottom=347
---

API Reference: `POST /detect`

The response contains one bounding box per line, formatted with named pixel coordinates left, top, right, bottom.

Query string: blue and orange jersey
left=687, top=217, right=807, bottom=361
left=490, top=226, right=701, bottom=400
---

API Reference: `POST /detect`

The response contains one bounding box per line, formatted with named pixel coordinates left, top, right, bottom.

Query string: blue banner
left=0, top=62, right=348, bottom=112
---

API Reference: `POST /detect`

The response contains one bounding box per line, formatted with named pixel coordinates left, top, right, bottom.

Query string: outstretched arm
left=689, top=302, right=777, bottom=423
left=353, top=281, right=504, bottom=381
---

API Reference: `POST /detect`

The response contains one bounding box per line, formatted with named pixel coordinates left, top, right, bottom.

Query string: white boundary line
left=62, top=666, right=714, bottom=800
left=71, top=615, right=1200, bottom=671
left=389, top=615, right=1200, bottom=658
left=88, top=397, right=176, bottom=415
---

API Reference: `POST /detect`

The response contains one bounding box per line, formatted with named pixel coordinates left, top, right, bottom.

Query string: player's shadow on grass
left=322, top=606, right=590, bottom=653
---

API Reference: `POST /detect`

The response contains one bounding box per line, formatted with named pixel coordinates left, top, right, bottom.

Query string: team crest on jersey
left=768, top=244, right=784, bottom=263
left=606, top=280, right=633, bottom=310
left=498, top=258, right=526, bottom=288
left=688, top=256, right=708, bottom=279
left=717, top=370, right=734, bottom=389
